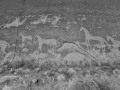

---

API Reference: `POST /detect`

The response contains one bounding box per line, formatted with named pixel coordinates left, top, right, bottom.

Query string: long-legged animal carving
left=106, top=35, right=120, bottom=49
left=0, top=40, right=10, bottom=54
left=80, top=26, right=108, bottom=49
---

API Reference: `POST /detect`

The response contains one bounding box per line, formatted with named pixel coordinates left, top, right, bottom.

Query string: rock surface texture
left=1, top=0, right=120, bottom=90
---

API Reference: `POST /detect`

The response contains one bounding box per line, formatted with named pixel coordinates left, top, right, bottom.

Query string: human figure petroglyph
left=35, top=35, right=45, bottom=52
left=0, top=40, right=10, bottom=54
left=80, top=26, right=108, bottom=49
left=4, top=17, right=26, bottom=28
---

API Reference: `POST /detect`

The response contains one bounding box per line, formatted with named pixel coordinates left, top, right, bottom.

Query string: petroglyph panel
left=1, top=0, right=120, bottom=90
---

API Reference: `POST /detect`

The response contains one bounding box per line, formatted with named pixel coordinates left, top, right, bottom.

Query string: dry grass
left=1, top=50, right=120, bottom=90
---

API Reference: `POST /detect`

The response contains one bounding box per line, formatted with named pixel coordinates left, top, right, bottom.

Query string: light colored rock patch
left=4, top=17, right=26, bottom=28
left=62, top=52, right=85, bottom=65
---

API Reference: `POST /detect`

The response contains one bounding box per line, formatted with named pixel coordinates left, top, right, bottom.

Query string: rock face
left=1, top=1, right=120, bottom=90
left=0, top=0, right=120, bottom=67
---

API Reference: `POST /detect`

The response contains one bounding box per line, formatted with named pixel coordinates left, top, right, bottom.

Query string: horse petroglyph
left=80, top=26, right=108, bottom=49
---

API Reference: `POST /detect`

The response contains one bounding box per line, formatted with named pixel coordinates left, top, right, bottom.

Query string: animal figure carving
left=4, top=17, right=26, bottom=28
left=35, top=34, right=59, bottom=53
left=0, top=40, right=10, bottom=54
left=80, top=26, right=108, bottom=49
left=19, top=33, right=32, bottom=43
left=106, top=35, right=120, bottom=49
